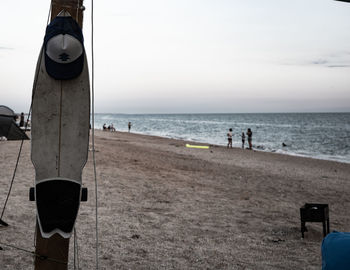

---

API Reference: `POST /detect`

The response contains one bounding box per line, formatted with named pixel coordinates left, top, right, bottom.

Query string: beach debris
left=131, top=234, right=140, bottom=239
left=186, top=144, right=209, bottom=149
left=271, top=238, right=285, bottom=243
left=157, top=200, right=170, bottom=204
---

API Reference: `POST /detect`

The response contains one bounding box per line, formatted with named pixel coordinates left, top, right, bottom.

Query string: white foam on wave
left=271, top=149, right=350, bottom=164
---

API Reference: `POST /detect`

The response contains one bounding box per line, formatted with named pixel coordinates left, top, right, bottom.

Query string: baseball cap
left=44, top=11, right=84, bottom=80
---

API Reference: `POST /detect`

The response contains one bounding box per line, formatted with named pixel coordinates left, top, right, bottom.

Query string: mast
left=33, top=1, right=86, bottom=270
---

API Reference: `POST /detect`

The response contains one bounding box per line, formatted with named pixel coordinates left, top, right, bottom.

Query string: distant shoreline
left=95, top=129, right=350, bottom=165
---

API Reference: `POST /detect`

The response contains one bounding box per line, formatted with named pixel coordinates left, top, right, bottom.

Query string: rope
left=73, top=227, right=81, bottom=270
left=46, top=2, right=52, bottom=25
left=0, top=56, right=42, bottom=221
left=0, top=20, right=48, bottom=219
left=0, top=139, right=24, bottom=221
left=31, top=3, right=52, bottom=250
left=76, top=0, right=80, bottom=24
left=0, top=242, right=68, bottom=265
left=33, top=222, right=37, bottom=248
left=0, top=111, right=34, bottom=223
left=73, top=228, right=76, bottom=269
left=90, top=0, right=99, bottom=268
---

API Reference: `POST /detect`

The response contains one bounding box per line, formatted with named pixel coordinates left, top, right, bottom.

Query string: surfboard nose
left=35, top=179, right=82, bottom=238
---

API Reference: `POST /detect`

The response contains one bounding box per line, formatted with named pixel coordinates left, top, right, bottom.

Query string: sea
left=95, top=113, right=350, bottom=164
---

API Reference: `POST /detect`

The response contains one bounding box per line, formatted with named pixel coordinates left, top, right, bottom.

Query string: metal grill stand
left=300, top=203, right=330, bottom=238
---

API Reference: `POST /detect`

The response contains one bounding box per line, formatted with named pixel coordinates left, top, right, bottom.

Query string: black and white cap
left=44, top=11, right=84, bottom=80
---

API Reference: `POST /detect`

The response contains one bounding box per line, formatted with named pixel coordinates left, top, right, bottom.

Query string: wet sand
left=1, top=130, right=350, bottom=269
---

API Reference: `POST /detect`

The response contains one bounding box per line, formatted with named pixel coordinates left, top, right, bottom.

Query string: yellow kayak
left=186, top=144, right=210, bottom=149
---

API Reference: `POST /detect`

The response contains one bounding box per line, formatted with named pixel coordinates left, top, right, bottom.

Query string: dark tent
left=0, top=105, right=29, bottom=140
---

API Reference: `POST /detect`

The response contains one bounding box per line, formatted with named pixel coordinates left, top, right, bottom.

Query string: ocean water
left=94, top=113, right=350, bottom=164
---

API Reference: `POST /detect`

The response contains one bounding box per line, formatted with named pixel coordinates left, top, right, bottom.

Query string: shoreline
left=99, top=129, right=350, bottom=165
left=1, top=130, right=350, bottom=269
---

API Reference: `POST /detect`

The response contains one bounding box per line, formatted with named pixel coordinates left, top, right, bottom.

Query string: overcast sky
left=1, top=0, right=350, bottom=113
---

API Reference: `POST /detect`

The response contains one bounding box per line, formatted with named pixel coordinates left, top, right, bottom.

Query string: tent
left=0, top=105, right=29, bottom=140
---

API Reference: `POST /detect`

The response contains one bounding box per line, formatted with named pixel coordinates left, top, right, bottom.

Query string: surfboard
left=186, top=144, right=210, bottom=149
left=29, top=5, right=89, bottom=269
left=31, top=11, right=90, bottom=239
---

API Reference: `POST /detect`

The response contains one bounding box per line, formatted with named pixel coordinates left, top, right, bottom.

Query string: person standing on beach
left=128, top=122, right=132, bottom=132
left=247, top=128, right=253, bottom=150
left=19, top=112, right=24, bottom=127
left=227, top=128, right=233, bottom=148
left=241, top=132, right=245, bottom=149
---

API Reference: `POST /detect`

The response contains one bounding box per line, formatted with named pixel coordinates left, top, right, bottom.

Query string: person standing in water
left=128, top=122, right=132, bottom=132
left=247, top=128, right=253, bottom=150
left=241, top=132, right=245, bottom=149
left=227, top=128, right=233, bottom=148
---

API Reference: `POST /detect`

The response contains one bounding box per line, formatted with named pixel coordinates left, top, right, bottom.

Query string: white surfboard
left=31, top=11, right=90, bottom=239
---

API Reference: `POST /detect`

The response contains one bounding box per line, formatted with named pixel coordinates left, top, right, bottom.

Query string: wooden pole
left=34, top=1, right=85, bottom=269
left=51, top=0, right=84, bottom=27
left=34, top=228, right=70, bottom=270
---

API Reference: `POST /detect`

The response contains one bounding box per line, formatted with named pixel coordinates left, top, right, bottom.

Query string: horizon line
left=92, top=111, right=350, bottom=115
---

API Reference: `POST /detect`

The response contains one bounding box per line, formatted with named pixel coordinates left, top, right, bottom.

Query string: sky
left=1, top=0, right=350, bottom=113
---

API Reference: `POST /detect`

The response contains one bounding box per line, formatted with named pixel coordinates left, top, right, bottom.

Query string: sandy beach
left=1, top=130, right=350, bottom=269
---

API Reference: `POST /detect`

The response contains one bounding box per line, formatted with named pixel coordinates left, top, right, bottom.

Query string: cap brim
left=45, top=53, right=84, bottom=80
